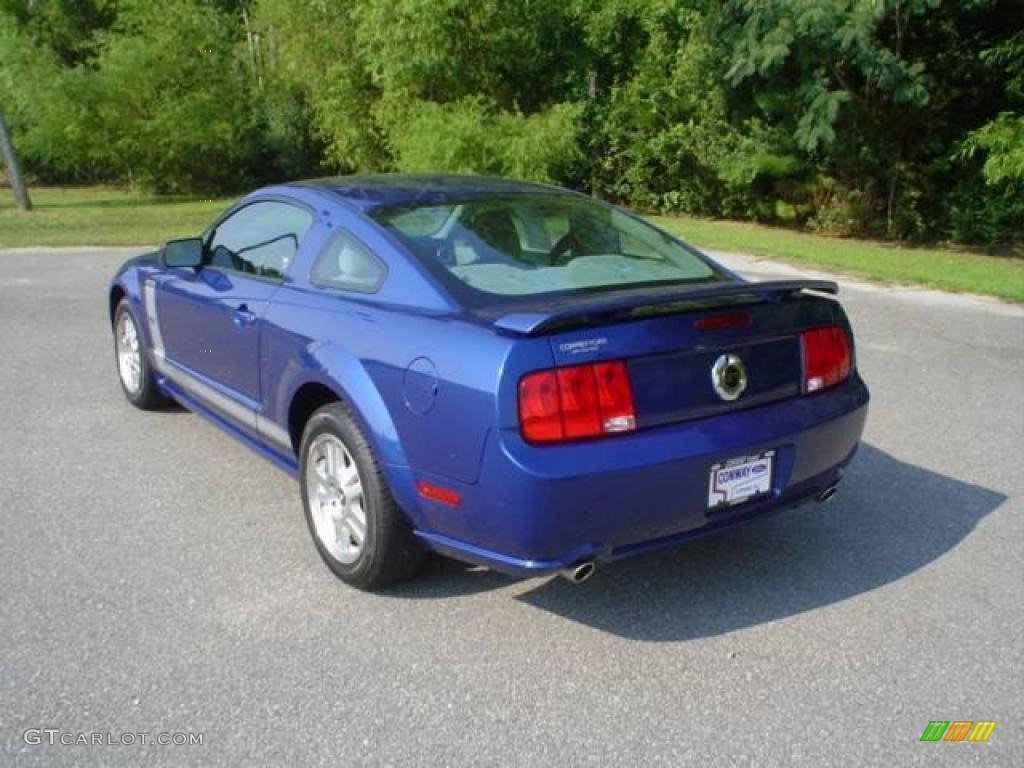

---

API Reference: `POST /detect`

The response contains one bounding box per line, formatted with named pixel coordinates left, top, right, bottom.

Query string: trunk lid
left=498, top=281, right=841, bottom=428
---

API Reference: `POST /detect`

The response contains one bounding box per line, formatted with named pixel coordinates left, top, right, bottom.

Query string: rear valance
left=492, top=279, right=839, bottom=336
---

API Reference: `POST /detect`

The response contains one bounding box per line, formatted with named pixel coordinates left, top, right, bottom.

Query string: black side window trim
left=310, top=228, right=389, bottom=295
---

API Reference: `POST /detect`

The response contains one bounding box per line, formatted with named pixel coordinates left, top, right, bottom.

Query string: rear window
left=369, top=194, right=723, bottom=303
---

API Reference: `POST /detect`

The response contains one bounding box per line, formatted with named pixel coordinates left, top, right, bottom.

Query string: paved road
left=1, top=247, right=1021, bottom=767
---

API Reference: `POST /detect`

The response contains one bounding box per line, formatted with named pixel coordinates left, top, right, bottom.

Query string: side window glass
left=311, top=230, right=387, bottom=293
left=207, top=201, right=313, bottom=279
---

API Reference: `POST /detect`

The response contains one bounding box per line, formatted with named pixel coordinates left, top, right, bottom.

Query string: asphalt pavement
left=0, top=246, right=1021, bottom=767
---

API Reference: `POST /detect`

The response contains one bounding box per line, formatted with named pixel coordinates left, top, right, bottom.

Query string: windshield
left=369, top=194, right=725, bottom=303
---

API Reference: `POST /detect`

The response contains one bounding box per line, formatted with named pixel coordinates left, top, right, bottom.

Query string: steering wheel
left=547, top=232, right=583, bottom=266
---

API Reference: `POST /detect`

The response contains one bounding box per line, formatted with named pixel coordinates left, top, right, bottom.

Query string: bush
left=0, top=0, right=1020, bottom=246
left=945, top=179, right=1024, bottom=245
left=388, top=98, right=581, bottom=183
left=86, top=0, right=263, bottom=192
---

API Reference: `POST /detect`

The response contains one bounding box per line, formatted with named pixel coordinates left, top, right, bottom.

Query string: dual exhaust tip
left=558, top=484, right=839, bottom=585
left=560, top=560, right=597, bottom=585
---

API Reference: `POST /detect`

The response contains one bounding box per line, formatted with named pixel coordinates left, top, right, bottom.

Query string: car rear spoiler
left=492, top=279, right=839, bottom=336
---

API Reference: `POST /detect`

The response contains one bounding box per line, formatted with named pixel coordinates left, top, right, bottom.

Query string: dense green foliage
left=1, top=0, right=1021, bottom=243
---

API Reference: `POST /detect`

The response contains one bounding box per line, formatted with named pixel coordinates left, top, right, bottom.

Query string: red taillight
left=519, top=360, right=636, bottom=443
left=593, top=361, right=636, bottom=433
left=801, top=326, right=852, bottom=393
left=518, top=369, right=563, bottom=442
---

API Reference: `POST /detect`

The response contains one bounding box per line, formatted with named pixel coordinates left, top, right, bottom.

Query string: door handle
left=233, top=303, right=257, bottom=327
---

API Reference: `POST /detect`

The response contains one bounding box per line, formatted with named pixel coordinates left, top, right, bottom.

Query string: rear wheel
left=114, top=298, right=168, bottom=410
left=300, top=402, right=424, bottom=589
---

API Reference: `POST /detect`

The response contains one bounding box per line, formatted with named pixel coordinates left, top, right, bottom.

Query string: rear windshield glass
left=368, top=194, right=724, bottom=302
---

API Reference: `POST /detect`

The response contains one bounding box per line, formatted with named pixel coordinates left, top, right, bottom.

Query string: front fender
left=108, top=252, right=159, bottom=341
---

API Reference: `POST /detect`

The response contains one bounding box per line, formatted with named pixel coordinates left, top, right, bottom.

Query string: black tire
left=113, top=298, right=169, bottom=410
left=299, top=402, right=424, bottom=589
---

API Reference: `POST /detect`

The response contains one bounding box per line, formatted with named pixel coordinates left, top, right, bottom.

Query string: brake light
left=694, top=310, right=751, bottom=331
left=801, top=326, right=852, bottom=393
left=519, top=360, right=636, bottom=443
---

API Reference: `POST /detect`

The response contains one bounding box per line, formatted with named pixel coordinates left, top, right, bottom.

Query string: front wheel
left=113, top=298, right=168, bottom=410
left=300, top=402, right=424, bottom=589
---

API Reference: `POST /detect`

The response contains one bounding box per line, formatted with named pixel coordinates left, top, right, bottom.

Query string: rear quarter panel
left=261, top=292, right=555, bottom=523
left=260, top=198, right=556, bottom=527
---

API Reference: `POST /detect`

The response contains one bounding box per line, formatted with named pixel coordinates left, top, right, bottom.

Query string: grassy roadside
left=0, top=186, right=230, bottom=247
left=653, top=215, right=1024, bottom=302
left=2, top=185, right=1022, bottom=301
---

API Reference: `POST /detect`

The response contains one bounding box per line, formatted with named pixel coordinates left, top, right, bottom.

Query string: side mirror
left=161, top=237, right=204, bottom=268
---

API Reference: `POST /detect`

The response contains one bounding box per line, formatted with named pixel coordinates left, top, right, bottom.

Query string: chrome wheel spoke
left=345, top=506, right=367, bottom=545
left=346, top=481, right=364, bottom=506
left=314, top=502, right=331, bottom=540
left=325, top=441, right=340, bottom=480
left=336, top=521, right=351, bottom=547
left=314, top=450, right=330, bottom=482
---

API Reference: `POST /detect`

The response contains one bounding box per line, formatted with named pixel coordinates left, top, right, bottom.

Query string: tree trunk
left=0, top=108, right=32, bottom=212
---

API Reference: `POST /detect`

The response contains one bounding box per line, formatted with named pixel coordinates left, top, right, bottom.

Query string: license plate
left=708, top=451, right=774, bottom=510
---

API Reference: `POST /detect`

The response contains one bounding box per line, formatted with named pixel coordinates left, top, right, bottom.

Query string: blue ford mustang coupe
left=109, top=175, right=868, bottom=588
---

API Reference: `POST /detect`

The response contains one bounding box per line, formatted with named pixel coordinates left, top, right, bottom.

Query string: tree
left=962, top=31, right=1024, bottom=184
left=252, top=0, right=586, bottom=181
left=252, top=0, right=384, bottom=173
left=86, top=0, right=265, bottom=192
left=0, top=0, right=1020, bottom=243
left=716, top=0, right=1022, bottom=240
left=0, top=106, right=31, bottom=210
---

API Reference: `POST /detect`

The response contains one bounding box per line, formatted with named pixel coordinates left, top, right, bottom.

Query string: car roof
left=291, top=173, right=571, bottom=211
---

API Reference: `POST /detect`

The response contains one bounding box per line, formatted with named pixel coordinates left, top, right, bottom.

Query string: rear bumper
left=412, top=375, right=869, bottom=577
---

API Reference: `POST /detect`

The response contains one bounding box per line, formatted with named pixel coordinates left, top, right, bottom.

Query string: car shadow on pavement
left=392, top=444, right=1006, bottom=639
left=508, top=443, right=1006, bottom=640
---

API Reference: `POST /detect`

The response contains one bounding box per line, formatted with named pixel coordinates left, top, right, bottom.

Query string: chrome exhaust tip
left=817, top=485, right=839, bottom=504
left=560, top=560, right=597, bottom=584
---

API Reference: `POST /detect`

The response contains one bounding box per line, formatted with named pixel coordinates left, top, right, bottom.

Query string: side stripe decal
left=142, top=280, right=165, bottom=358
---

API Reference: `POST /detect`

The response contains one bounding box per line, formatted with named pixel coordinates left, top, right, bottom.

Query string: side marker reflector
left=416, top=480, right=462, bottom=507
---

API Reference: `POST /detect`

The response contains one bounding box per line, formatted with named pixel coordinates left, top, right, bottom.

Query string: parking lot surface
left=1, top=246, right=1021, bottom=766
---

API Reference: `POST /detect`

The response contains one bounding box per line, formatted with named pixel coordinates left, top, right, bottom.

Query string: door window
left=207, top=201, right=313, bottom=279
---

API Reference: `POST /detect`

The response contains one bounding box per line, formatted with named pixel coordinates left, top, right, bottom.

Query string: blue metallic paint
left=110, top=175, right=869, bottom=577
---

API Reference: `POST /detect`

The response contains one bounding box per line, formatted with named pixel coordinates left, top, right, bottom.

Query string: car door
left=154, top=199, right=314, bottom=416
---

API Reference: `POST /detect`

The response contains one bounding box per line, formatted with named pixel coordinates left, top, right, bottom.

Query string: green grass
left=653, top=214, right=1024, bottom=302
left=2, top=185, right=1021, bottom=301
left=0, top=186, right=230, bottom=247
